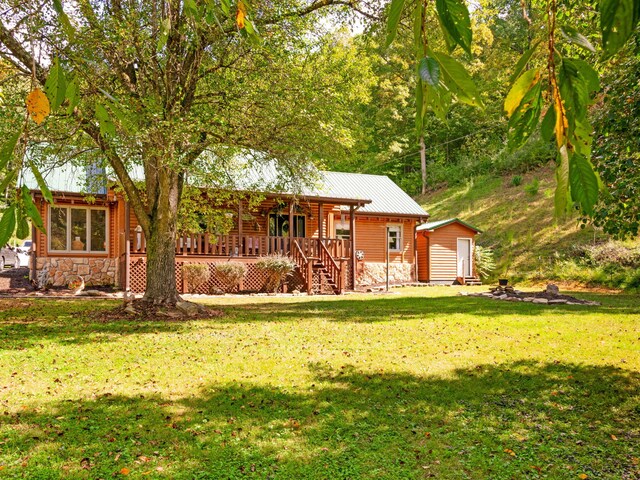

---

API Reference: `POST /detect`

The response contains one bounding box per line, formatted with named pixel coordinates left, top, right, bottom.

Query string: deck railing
left=130, top=232, right=351, bottom=260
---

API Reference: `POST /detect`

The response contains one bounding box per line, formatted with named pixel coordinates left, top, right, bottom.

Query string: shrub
left=524, top=178, right=540, bottom=196
left=182, top=263, right=210, bottom=293
left=511, top=175, right=523, bottom=187
left=215, top=261, right=247, bottom=293
left=255, top=254, right=297, bottom=293
left=474, top=245, right=496, bottom=280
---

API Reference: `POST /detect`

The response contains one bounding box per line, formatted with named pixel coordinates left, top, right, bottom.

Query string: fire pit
left=462, top=283, right=600, bottom=306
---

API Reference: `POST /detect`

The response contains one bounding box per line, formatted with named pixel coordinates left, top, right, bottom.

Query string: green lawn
left=1, top=288, right=638, bottom=479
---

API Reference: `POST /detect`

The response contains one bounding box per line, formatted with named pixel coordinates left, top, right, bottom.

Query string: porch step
left=464, top=277, right=482, bottom=286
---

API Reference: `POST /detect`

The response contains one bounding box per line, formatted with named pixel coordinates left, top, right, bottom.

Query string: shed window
left=49, top=206, right=108, bottom=253
left=388, top=225, right=402, bottom=252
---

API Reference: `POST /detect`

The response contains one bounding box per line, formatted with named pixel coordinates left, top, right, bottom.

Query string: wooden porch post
left=350, top=205, right=356, bottom=289
left=318, top=202, right=324, bottom=240
left=289, top=201, right=294, bottom=251
left=125, top=201, right=130, bottom=250
left=238, top=201, right=243, bottom=256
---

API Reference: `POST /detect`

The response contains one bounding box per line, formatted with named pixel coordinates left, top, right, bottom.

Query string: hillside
left=417, top=163, right=640, bottom=290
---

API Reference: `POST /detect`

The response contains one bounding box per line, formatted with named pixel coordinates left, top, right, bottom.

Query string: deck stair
left=464, top=276, right=482, bottom=286
left=291, top=239, right=344, bottom=295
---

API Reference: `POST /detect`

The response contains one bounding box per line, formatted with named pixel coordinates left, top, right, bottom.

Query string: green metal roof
left=416, top=218, right=482, bottom=233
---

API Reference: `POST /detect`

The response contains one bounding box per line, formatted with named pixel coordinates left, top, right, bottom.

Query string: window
left=269, top=214, right=305, bottom=237
left=49, top=206, right=108, bottom=253
left=335, top=217, right=350, bottom=240
left=387, top=225, right=402, bottom=252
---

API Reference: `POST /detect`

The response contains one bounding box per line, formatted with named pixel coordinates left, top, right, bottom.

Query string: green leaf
left=504, top=68, right=540, bottom=117
left=65, top=76, right=79, bottom=114
left=435, top=0, right=472, bottom=55
left=430, top=50, right=483, bottom=108
left=425, top=84, right=450, bottom=121
left=183, top=0, right=198, bottom=18
left=21, top=185, right=45, bottom=232
left=508, top=40, right=542, bottom=86
left=0, top=204, right=16, bottom=246
left=385, top=0, right=406, bottom=47
left=507, top=81, right=542, bottom=149
left=573, top=118, right=593, bottom=157
left=45, top=57, right=67, bottom=110
left=569, top=58, right=600, bottom=92
left=95, top=103, right=116, bottom=137
left=540, top=106, right=556, bottom=143
left=560, top=25, right=596, bottom=52
left=558, top=58, right=590, bottom=121
left=569, top=152, right=599, bottom=215
left=52, top=0, right=75, bottom=40
left=555, top=146, right=571, bottom=217
left=419, top=57, right=440, bottom=87
left=600, top=0, right=638, bottom=57
left=221, top=0, right=231, bottom=15
left=157, top=17, right=171, bottom=51
left=0, top=169, right=17, bottom=195
left=29, top=162, right=54, bottom=204
left=16, top=207, right=29, bottom=240
left=0, top=131, right=21, bottom=171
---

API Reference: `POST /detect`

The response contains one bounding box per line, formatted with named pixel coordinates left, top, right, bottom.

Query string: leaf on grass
left=26, top=89, right=50, bottom=125
left=610, top=434, right=618, bottom=440
left=578, top=474, right=588, bottom=479
left=119, top=467, right=130, bottom=475
left=503, top=448, right=516, bottom=456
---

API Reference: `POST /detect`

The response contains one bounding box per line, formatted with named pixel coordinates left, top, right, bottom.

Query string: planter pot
left=498, top=278, right=509, bottom=286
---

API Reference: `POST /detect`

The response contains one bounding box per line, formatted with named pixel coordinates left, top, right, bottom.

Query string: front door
left=269, top=214, right=306, bottom=238
left=457, top=238, right=472, bottom=277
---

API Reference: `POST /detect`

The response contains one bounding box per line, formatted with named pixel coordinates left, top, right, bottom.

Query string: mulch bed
left=0, top=267, right=33, bottom=294
left=94, top=299, right=224, bottom=322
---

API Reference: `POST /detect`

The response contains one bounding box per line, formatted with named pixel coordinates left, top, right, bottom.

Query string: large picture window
left=49, top=206, right=108, bottom=253
left=387, top=225, right=402, bottom=252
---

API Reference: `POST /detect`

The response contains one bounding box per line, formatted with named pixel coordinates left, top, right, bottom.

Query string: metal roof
left=416, top=218, right=482, bottom=233
left=22, top=157, right=429, bottom=218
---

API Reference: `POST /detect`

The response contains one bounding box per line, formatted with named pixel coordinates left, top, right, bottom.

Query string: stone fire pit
left=461, top=283, right=600, bottom=306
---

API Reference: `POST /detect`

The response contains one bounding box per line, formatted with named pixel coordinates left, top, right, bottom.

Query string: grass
left=416, top=164, right=640, bottom=289
left=0, top=288, right=639, bottom=479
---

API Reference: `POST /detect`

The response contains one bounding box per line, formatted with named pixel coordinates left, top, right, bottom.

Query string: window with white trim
left=49, top=206, right=108, bottom=253
left=387, top=225, right=402, bottom=252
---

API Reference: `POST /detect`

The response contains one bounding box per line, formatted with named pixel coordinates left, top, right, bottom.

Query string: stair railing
left=292, top=240, right=313, bottom=294
left=318, top=241, right=343, bottom=294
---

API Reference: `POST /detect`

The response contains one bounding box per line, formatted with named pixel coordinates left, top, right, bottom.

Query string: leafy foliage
left=255, top=254, right=297, bottom=293
left=182, top=263, right=210, bottom=293
left=215, top=261, right=248, bottom=293
left=473, top=245, right=496, bottom=279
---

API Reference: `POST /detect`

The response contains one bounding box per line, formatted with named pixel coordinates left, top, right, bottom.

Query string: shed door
left=457, top=238, right=472, bottom=277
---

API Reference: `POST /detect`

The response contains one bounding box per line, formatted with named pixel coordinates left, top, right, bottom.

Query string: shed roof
left=416, top=218, right=482, bottom=233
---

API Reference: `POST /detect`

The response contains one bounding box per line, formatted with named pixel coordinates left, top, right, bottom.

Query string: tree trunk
left=141, top=169, right=182, bottom=306
left=420, top=134, right=427, bottom=195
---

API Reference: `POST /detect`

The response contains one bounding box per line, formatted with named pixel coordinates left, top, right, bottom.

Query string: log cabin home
left=23, top=163, right=433, bottom=294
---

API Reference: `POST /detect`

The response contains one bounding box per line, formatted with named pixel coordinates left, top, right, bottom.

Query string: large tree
left=0, top=0, right=374, bottom=305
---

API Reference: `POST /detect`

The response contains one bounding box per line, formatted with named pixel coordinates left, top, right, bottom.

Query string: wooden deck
left=122, top=233, right=352, bottom=295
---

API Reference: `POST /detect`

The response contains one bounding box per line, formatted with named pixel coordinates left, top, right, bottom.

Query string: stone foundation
left=36, top=257, right=117, bottom=287
left=357, top=262, right=413, bottom=286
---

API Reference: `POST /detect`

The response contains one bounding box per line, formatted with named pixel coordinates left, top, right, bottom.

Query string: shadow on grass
left=210, top=293, right=640, bottom=324
left=0, top=299, right=186, bottom=351
left=2, top=361, right=638, bottom=479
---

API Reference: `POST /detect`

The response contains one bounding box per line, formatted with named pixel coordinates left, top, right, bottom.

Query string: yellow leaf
left=120, top=467, right=130, bottom=475
left=26, top=89, right=50, bottom=125
left=610, top=434, right=618, bottom=441
left=504, top=448, right=516, bottom=456
left=236, top=1, right=246, bottom=29
left=578, top=474, right=588, bottom=479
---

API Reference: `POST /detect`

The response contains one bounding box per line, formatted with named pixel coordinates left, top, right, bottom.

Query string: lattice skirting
left=129, top=257, right=309, bottom=294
